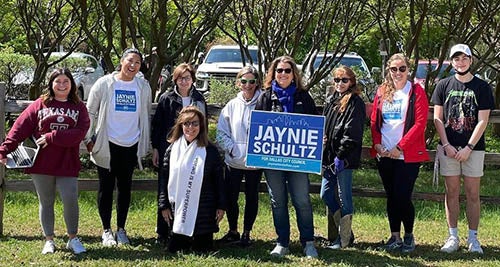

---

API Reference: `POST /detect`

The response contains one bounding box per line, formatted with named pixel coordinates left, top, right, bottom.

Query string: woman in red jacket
left=370, top=53, right=429, bottom=253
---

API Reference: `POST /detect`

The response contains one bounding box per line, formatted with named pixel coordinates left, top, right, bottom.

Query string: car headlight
left=196, top=71, right=209, bottom=79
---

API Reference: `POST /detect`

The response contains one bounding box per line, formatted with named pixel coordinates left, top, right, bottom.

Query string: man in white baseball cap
left=450, top=44, right=472, bottom=58
left=431, top=43, right=495, bottom=255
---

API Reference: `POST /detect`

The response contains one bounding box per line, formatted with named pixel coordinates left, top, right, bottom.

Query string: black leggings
left=97, top=142, right=138, bottom=230
left=225, top=166, right=262, bottom=232
left=377, top=158, right=420, bottom=234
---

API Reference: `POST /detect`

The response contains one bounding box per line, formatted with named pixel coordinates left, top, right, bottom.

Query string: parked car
left=12, top=52, right=104, bottom=100
left=195, top=45, right=262, bottom=94
left=414, top=59, right=455, bottom=90
left=303, top=51, right=376, bottom=102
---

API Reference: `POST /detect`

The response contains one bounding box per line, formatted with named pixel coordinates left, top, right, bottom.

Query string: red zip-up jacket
left=0, top=98, right=90, bottom=177
left=370, top=83, right=430, bottom=163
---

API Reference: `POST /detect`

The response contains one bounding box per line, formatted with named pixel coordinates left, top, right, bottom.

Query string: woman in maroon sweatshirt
left=0, top=68, right=90, bottom=255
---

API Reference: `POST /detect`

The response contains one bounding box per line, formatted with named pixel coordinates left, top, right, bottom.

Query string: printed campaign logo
left=115, top=90, right=137, bottom=112
left=246, top=110, right=325, bottom=174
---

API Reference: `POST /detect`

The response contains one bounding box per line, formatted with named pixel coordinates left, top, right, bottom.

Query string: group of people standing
left=0, top=43, right=493, bottom=258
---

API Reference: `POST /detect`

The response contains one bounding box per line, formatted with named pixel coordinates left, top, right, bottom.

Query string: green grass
left=1, top=167, right=500, bottom=266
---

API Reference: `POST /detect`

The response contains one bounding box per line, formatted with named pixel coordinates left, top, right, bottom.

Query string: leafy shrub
left=206, top=78, right=239, bottom=106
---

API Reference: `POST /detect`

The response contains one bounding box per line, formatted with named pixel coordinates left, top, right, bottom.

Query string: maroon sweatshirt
left=0, top=98, right=90, bottom=177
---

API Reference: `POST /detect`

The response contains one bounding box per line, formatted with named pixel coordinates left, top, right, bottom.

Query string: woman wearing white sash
left=158, top=106, right=226, bottom=253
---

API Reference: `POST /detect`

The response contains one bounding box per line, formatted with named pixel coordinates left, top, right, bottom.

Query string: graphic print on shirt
left=38, top=107, right=80, bottom=132
left=382, top=99, right=403, bottom=120
left=115, top=90, right=137, bottom=112
left=444, top=89, right=477, bottom=133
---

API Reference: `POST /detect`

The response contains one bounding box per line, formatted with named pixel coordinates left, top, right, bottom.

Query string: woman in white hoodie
left=216, top=66, right=262, bottom=246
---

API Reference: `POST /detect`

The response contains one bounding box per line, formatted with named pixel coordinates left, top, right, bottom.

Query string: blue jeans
left=320, top=168, right=354, bottom=216
left=264, top=169, right=314, bottom=247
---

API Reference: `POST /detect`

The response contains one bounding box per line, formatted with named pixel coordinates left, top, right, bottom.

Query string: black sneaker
left=381, top=236, right=403, bottom=252
left=219, top=231, right=240, bottom=244
left=239, top=232, right=252, bottom=247
left=401, top=233, right=415, bottom=253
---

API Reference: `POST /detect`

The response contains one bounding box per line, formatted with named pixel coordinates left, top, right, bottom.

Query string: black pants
left=376, top=158, right=420, bottom=234
left=156, top=170, right=171, bottom=238
left=97, top=142, right=138, bottom=230
left=167, top=233, right=214, bottom=253
left=225, top=166, right=262, bottom=232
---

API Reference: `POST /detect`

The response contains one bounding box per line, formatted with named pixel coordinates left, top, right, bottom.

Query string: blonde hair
left=332, top=66, right=361, bottom=113
left=380, top=53, right=410, bottom=102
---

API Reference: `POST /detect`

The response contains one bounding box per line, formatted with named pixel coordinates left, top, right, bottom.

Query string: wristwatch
left=466, top=143, right=475, bottom=150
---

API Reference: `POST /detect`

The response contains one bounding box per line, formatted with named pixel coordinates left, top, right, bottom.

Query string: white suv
left=12, top=52, right=104, bottom=100
left=303, top=52, right=376, bottom=101
left=195, top=45, right=261, bottom=94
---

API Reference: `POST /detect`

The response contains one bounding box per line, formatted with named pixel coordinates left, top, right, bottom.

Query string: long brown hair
left=332, top=66, right=361, bottom=113
left=42, top=68, right=80, bottom=104
left=167, top=106, right=208, bottom=147
left=380, top=53, right=410, bottom=102
left=263, top=56, right=305, bottom=91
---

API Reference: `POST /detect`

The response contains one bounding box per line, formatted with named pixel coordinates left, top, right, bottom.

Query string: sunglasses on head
left=240, top=78, right=257, bottom=85
left=389, top=66, right=407, bottom=73
left=333, top=77, right=350, bottom=84
left=275, top=68, right=292, bottom=74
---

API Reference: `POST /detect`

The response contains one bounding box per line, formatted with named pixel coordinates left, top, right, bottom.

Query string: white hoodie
left=216, top=89, right=262, bottom=170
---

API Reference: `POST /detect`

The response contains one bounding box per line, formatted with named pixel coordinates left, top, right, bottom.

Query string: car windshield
left=415, top=62, right=455, bottom=79
left=313, top=56, right=368, bottom=73
left=205, top=48, right=259, bottom=64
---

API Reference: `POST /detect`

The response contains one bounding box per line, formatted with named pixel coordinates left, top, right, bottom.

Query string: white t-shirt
left=381, top=81, right=411, bottom=159
left=107, top=79, right=141, bottom=146
left=182, top=96, right=191, bottom=107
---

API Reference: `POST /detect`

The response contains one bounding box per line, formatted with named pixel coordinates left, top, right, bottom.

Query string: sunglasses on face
left=333, top=77, right=350, bottom=84
left=240, top=78, right=257, bottom=85
left=389, top=66, right=407, bottom=73
left=275, top=68, right=292, bottom=74
left=182, top=121, right=200, bottom=128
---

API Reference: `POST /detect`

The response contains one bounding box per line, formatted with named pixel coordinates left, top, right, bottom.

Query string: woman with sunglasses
left=85, top=48, right=152, bottom=246
left=255, top=56, right=318, bottom=258
left=370, top=53, right=429, bottom=253
left=321, top=66, right=365, bottom=249
left=158, top=106, right=226, bottom=253
left=216, top=66, right=262, bottom=247
left=151, top=63, right=207, bottom=246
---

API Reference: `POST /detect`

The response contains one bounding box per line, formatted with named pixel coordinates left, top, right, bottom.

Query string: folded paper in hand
left=6, top=137, right=40, bottom=169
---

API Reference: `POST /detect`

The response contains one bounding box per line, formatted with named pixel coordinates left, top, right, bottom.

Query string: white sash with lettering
left=168, top=137, right=206, bottom=236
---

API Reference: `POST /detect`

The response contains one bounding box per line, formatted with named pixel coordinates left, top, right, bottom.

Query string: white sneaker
left=115, top=228, right=130, bottom=245
left=66, top=237, right=86, bottom=254
left=467, top=239, right=484, bottom=254
left=441, top=236, right=459, bottom=253
left=303, top=241, right=318, bottom=259
left=270, top=244, right=289, bottom=257
left=42, top=240, right=56, bottom=254
left=102, top=229, right=117, bottom=247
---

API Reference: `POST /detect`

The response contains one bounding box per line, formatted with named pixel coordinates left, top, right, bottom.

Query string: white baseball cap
left=450, top=44, right=472, bottom=58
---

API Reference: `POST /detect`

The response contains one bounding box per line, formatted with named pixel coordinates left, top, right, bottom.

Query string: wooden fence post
left=0, top=82, right=6, bottom=235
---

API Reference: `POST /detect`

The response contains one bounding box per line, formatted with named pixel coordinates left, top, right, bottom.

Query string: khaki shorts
left=437, top=145, right=485, bottom=177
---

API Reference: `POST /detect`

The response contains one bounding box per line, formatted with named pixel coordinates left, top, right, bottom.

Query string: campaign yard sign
left=246, top=110, right=325, bottom=174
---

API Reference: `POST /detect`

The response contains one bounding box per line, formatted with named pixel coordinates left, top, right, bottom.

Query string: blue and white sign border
left=245, top=110, right=325, bottom=174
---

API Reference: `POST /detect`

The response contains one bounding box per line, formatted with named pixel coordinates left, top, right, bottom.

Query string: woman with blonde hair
left=370, top=53, right=429, bottom=253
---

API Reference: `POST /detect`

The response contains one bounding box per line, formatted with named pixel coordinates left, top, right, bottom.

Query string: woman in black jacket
left=255, top=55, right=319, bottom=259
left=151, top=63, right=207, bottom=244
left=158, top=106, right=226, bottom=253
left=321, top=66, right=365, bottom=249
